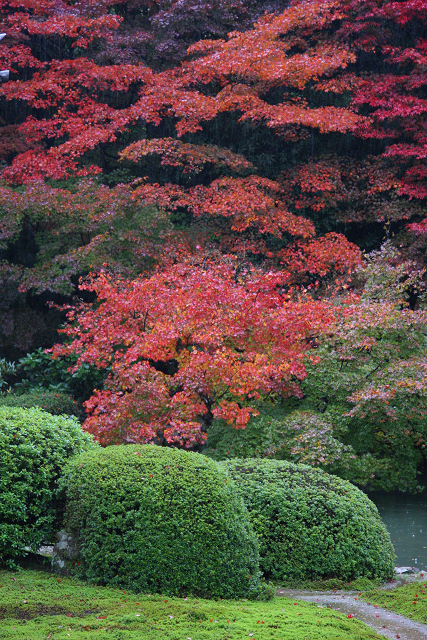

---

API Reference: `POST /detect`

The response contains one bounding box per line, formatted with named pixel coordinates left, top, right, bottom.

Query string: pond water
left=368, top=489, right=427, bottom=570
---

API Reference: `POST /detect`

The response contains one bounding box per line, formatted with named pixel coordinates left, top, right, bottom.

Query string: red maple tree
left=0, top=0, right=365, bottom=308
left=1, top=0, right=425, bottom=465
left=52, top=262, right=338, bottom=446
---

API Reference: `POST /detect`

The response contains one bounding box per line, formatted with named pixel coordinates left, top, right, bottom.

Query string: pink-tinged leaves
left=52, top=263, right=338, bottom=446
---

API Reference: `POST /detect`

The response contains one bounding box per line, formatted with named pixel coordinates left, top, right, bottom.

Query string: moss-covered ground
left=0, top=569, right=385, bottom=640
left=361, top=578, right=427, bottom=625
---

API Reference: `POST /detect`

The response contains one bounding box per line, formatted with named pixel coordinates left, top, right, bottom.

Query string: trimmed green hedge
left=0, top=407, right=97, bottom=568
left=224, top=458, right=395, bottom=583
left=0, top=391, right=79, bottom=416
left=60, top=445, right=261, bottom=598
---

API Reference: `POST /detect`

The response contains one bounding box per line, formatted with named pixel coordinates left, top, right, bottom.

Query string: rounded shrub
left=0, top=391, right=79, bottom=416
left=0, top=407, right=97, bottom=568
left=60, top=445, right=261, bottom=598
left=224, top=458, right=395, bottom=583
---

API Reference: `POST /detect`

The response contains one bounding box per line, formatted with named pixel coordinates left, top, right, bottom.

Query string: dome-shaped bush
left=0, top=391, right=79, bottom=416
left=60, top=445, right=261, bottom=598
left=224, top=458, right=395, bottom=582
left=0, top=407, right=97, bottom=568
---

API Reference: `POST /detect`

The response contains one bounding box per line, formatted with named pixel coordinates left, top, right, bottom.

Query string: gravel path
left=276, top=578, right=427, bottom=640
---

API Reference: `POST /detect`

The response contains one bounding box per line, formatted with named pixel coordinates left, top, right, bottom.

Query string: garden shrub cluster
left=224, top=458, right=395, bottom=583
left=2, top=409, right=395, bottom=593
left=60, top=445, right=261, bottom=598
left=0, top=391, right=79, bottom=416
left=0, top=407, right=97, bottom=568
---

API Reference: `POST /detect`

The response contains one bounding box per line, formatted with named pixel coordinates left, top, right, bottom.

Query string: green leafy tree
left=299, top=243, right=427, bottom=491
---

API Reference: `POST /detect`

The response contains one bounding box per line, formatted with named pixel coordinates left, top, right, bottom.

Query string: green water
left=368, top=490, right=427, bottom=571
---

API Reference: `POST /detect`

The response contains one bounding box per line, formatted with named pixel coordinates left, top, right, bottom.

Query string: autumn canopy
left=0, top=0, right=426, bottom=490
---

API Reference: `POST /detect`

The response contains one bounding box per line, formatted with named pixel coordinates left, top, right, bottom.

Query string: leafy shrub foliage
left=204, top=405, right=351, bottom=466
left=0, top=358, right=18, bottom=390
left=203, top=408, right=282, bottom=461
left=224, top=459, right=395, bottom=583
left=0, top=407, right=97, bottom=568
left=0, top=391, right=79, bottom=416
left=60, top=445, right=261, bottom=598
left=16, top=348, right=108, bottom=405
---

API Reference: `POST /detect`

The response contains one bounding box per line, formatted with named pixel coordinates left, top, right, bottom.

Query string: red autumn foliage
left=325, top=1, right=427, bottom=208
left=0, top=0, right=425, bottom=456
left=52, top=262, right=337, bottom=446
left=0, top=0, right=363, bottom=182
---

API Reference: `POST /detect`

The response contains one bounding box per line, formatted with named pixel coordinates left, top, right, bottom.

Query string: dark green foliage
left=16, top=348, right=108, bottom=405
left=224, top=458, right=395, bottom=583
left=203, top=411, right=279, bottom=461
left=203, top=403, right=300, bottom=462
left=60, top=445, right=261, bottom=598
left=0, top=390, right=79, bottom=416
left=0, top=407, right=97, bottom=568
left=0, top=358, right=18, bottom=390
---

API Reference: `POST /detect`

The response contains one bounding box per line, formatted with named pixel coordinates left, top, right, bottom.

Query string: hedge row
left=0, top=391, right=79, bottom=416
left=0, top=407, right=395, bottom=595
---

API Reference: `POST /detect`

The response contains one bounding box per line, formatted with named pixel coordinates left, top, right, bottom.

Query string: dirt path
left=276, top=579, right=427, bottom=640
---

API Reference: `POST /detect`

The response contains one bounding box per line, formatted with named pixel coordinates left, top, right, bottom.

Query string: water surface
left=368, top=490, right=427, bottom=570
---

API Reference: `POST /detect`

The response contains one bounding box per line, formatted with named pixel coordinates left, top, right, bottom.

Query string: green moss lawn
left=0, top=569, right=385, bottom=640
left=361, top=578, right=427, bottom=625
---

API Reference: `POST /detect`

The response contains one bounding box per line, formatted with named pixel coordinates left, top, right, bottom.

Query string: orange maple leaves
left=0, top=0, right=365, bottom=181
left=119, top=138, right=255, bottom=174
left=53, top=263, right=338, bottom=446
